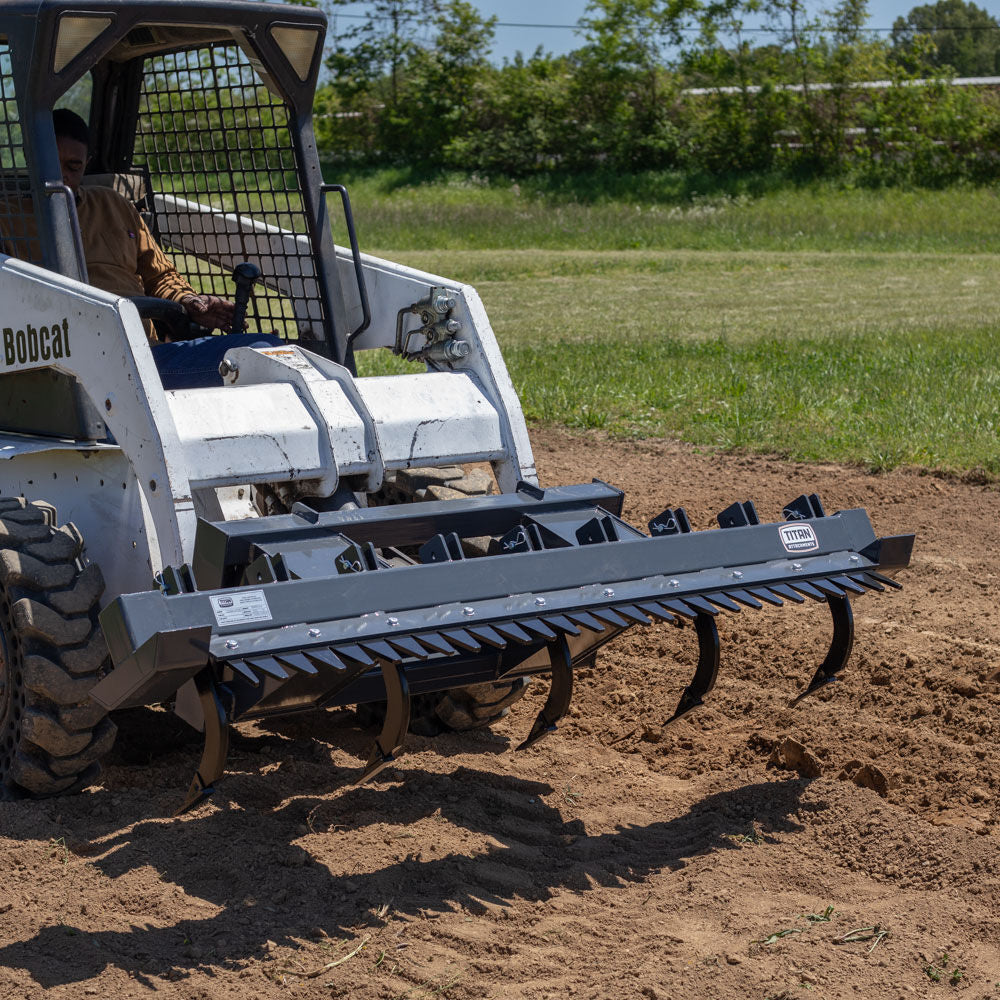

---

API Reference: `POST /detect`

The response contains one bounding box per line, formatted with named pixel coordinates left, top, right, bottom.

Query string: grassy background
left=340, top=174, right=1000, bottom=478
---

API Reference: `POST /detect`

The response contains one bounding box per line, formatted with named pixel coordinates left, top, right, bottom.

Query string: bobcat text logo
left=778, top=523, right=819, bottom=553
left=3, top=318, right=70, bottom=366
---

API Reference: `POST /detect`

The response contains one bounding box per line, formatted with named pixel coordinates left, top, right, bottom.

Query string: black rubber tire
left=0, top=499, right=115, bottom=799
left=360, top=466, right=531, bottom=735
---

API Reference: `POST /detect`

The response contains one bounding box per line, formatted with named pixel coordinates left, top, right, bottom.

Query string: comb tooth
left=811, top=578, right=847, bottom=599
left=469, top=625, right=507, bottom=648
left=275, top=651, right=319, bottom=675
left=592, top=608, right=628, bottom=627
left=768, top=583, right=806, bottom=604
left=828, top=574, right=867, bottom=596
left=614, top=604, right=653, bottom=624
left=520, top=617, right=558, bottom=640
left=361, top=639, right=402, bottom=662
left=306, top=647, right=350, bottom=671
left=724, top=589, right=763, bottom=610
left=659, top=599, right=698, bottom=620
left=247, top=656, right=289, bottom=679
left=849, top=572, right=884, bottom=592
left=332, top=644, right=375, bottom=666
left=789, top=580, right=827, bottom=602
left=865, top=570, right=903, bottom=590
left=543, top=615, right=582, bottom=637
left=567, top=611, right=606, bottom=633
left=680, top=595, right=721, bottom=616
left=442, top=628, right=483, bottom=652
left=637, top=601, right=676, bottom=623
left=494, top=621, right=534, bottom=644
left=748, top=587, right=784, bottom=606
left=386, top=636, right=428, bottom=659
left=229, top=660, right=260, bottom=687
left=706, top=592, right=742, bottom=613
left=415, top=632, right=457, bottom=656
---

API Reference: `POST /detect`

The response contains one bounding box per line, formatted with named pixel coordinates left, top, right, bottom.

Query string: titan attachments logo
left=778, top=522, right=819, bottom=553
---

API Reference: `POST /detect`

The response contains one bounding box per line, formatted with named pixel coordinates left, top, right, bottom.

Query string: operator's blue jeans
left=151, top=334, right=285, bottom=390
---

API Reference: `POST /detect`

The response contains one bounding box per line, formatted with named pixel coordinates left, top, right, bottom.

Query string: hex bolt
left=387, top=617, right=399, bottom=626
left=463, top=606, right=476, bottom=617
left=535, top=597, right=546, bottom=607
left=445, top=318, right=462, bottom=335
left=225, top=639, right=239, bottom=650
left=434, top=293, right=456, bottom=313
left=732, top=570, right=744, bottom=580
left=792, top=562, right=803, bottom=571
left=603, top=588, right=615, bottom=598
left=849, top=554, right=860, bottom=563
left=308, top=627, right=321, bottom=638
left=669, top=579, right=680, bottom=588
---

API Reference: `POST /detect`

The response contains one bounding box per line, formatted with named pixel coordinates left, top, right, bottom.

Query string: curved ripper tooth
left=520, top=617, right=558, bottom=640
left=659, top=599, right=698, bottom=620
left=768, top=583, right=807, bottom=604
left=706, top=592, right=742, bottom=613
left=494, top=621, right=534, bottom=645
left=724, top=589, right=764, bottom=610
left=680, top=595, right=720, bottom=616
left=332, top=644, right=375, bottom=667
left=469, top=624, right=507, bottom=648
left=789, top=580, right=828, bottom=602
left=356, top=660, right=411, bottom=786
left=441, top=628, right=483, bottom=652
left=386, top=636, right=428, bottom=659
left=666, top=613, right=720, bottom=725
left=637, top=601, right=677, bottom=623
left=849, top=572, right=884, bottom=592
left=592, top=608, right=629, bottom=627
left=414, top=632, right=457, bottom=656
left=517, top=634, right=573, bottom=751
left=306, top=647, right=350, bottom=672
left=274, top=652, right=319, bottom=675
left=790, top=595, right=854, bottom=707
left=811, top=578, right=847, bottom=599
left=828, top=574, right=867, bottom=596
left=567, top=611, right=607, bottom=633
left=229, top=660, right=261, bottom=687
left=361, top=639, right=403, bottom=662
left=865, top=570, right=903, bottom=590
left=748, top=587, right=784, bottom=606
left=246, top=656, right=290, bottom=680
left=614, top=604, right=653, bottom=625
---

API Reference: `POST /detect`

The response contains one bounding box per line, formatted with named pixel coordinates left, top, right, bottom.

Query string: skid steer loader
left=0, top=0, right=912, bottom=812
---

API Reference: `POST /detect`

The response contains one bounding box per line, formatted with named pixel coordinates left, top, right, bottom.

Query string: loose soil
left=1, top=427, right=998, bottom=1000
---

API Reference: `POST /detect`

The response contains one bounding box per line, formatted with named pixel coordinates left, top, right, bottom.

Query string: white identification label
left=209, top=590, right=273, bottom=627
left=778, top=523, right=819, bottom=553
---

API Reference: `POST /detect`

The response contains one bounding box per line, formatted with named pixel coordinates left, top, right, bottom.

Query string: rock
left=852, top=763, right=889, bottom=798
left=768, top=737, right=822, bottom=778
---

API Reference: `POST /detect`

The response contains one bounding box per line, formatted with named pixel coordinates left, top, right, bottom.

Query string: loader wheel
left=362, top=465, right=531, bottom=736
left=0, top=499, right=115, bottom=799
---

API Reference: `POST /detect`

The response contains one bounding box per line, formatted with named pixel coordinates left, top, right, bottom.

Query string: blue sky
left=328, top=0, right=1000, bottom=64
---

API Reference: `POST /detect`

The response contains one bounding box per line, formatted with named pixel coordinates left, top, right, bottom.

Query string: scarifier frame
left=92, top=481, right=913, bottom=813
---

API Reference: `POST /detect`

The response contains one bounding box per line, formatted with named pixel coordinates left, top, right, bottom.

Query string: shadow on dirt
left=0, top=771, right=818, bottom=988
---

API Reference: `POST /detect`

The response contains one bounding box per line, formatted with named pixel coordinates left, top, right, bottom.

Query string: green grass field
left=337, top=174, right=1000, bottom=479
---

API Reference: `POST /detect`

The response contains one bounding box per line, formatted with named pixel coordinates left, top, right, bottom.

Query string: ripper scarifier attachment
left=90, top=481, right=912, bottom=812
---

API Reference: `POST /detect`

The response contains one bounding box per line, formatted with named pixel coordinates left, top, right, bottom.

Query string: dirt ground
left=1, top=426, right=998, bottom=1000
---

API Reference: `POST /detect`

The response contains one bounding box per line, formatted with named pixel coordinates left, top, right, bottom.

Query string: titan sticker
left=210, top=589, right=273, bottom=627
left=778, top=522, right=819, bottom=553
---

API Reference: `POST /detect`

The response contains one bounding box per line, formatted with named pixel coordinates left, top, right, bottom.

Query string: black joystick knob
left=231, top=262, right=261, bottom=333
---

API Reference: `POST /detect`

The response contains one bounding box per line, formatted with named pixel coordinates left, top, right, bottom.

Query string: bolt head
left=225, top=639, right=239, bottom=650
left=849, top=554, right=860, bottom=563
left=387, top=617, right=399, bottom=626
left=603, top=588, right=615, bottom=598
left=463, top=606, right=475, bottom=617
left=308, top=627, right=321, bottom=638
left=732, top=570, right=744, bottom=580
left=669, top=579, right=680, bottom=588
left=534, top=597, right=546, bottom=607
left=792, top=562, right=803, bottom=571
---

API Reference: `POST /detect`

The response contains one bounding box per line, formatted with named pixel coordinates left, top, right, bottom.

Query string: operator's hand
left=181, top=294, right=241, bottom=333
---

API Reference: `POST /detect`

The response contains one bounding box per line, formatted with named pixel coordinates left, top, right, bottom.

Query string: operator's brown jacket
left=1, top=184, right=195, bottom=343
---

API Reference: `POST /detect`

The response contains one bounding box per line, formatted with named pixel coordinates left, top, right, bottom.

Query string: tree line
left=313, top=0, right=1000, bottom=183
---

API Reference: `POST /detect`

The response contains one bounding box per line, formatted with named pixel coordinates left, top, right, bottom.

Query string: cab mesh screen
left=0, top=44, right=40, bottom=265
left=133, top=43, right=325, bottom=341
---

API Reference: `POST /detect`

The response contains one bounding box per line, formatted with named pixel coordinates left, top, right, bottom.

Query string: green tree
left=891, top=0, right=1000, bottom=75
